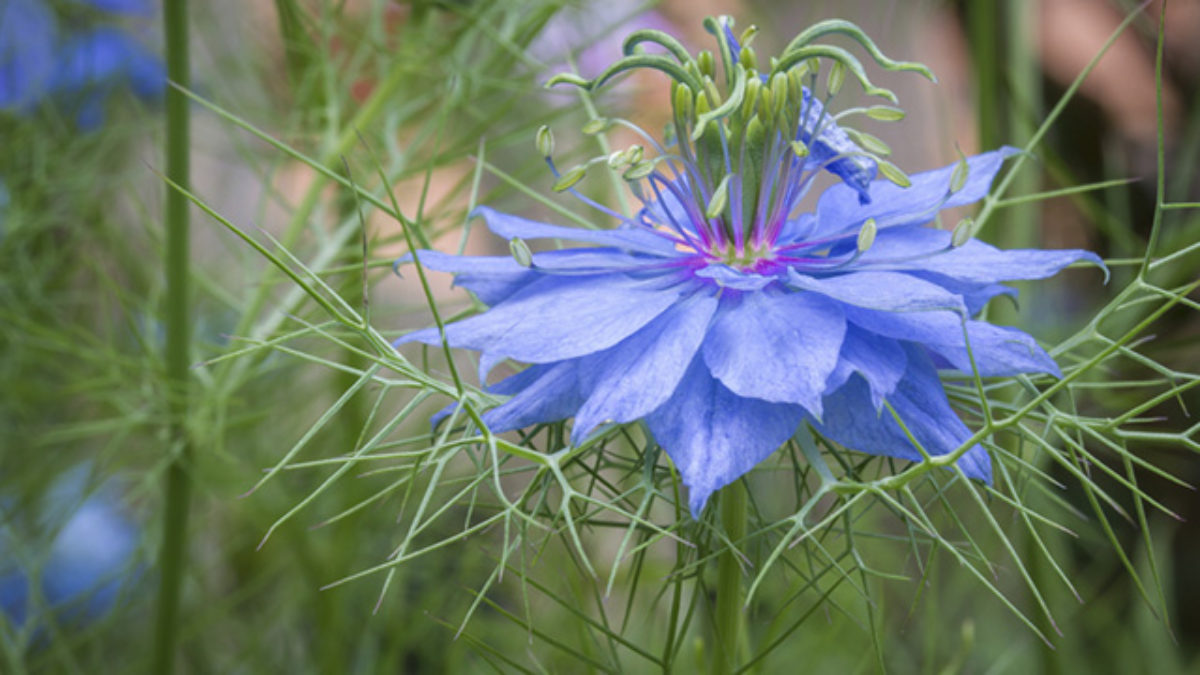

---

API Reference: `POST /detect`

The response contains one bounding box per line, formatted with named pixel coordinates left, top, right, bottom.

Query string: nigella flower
left=395, top=18, right=1103, bottom=516
left=0, top=0, right=163, bottom=128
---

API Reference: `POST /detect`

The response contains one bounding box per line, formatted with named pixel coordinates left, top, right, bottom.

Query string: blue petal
left=645, top=358, right=806, bottom=517
left=813, top=344, right=991, bottom=482
left=701, top=289, right=845, bottom=416
left=799, top=89, right=878, bottom=203
left=909, top=271, right=1017, bottom=316
left=75, top=0, right=156, bottom=14
left=474, top=206, right=681, bottom=256
left=858, top=226, right=1106, bottom=284
left=694, top=264, right=776, bottom=290
left=844, top=306, right=1061, bottom=377
left=571, top=291, right=718, bottom=443
left=481, top=361, right=586, bottom=433
left=814, top=147, right=1019, bottom=237
left=788, top=269, right=967, bottom=314
left=396, top=273, right=686, bottom=365
left=823, top=328, right=907, bottom=410
left=397, top=251, right=538, bottom=305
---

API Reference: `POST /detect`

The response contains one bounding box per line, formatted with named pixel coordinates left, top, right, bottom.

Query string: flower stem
left=712, top=482, right=747, bottom=674
left=152, top=0, right=192, bottom=672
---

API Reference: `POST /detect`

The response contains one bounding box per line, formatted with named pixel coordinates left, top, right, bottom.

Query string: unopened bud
left=623, top=161, right=656, bottom=181
left=706, top=175, right=731, bottom=220
left=553, top=165, right=587, bottom=192
left=827, top=61, right=847, bottom=97
left=581, top=118, right=612, bottom=135
left=951, top=218, right=974, bottom=247
left=878, top=160, right=911, bottom=188
left=509, top=237, right=533, bottom=267
left=866, top=106, right=906, bottom=122
left=857, top=218, right=877, bottom=252
left=949, top=149, right=970, bottom=194
left=535, top=125, right=554, bottom=157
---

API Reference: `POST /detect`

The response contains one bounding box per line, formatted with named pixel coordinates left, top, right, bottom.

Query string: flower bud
left=553, top=165, right=587, bottom=192
left=581, top=118, right=612, bottom=135
left=866, top=106, right=906, bottom=122
left=535, top=125, right=554, bottom=158
left=706, top=175, right=731, bottom=220
left=623, top=161, right=656, bottom=181
left=827, top=60, right=846, bottom=97
left=951, top=217, right=974, bottom=247
left=878, top=160, right=911, bottom=188
left=857, top=218, right=877, bottom=253
left=509, top=237, right=533, bottom=267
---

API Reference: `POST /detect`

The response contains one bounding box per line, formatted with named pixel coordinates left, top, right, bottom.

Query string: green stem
left=712, top=483, right=746, bottom=674
left=152, top=0, right=192, bottom=673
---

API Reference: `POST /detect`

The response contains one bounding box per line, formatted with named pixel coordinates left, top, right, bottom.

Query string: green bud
left=581, top=118, right=612, bottom=135
left=951, top=217, right=974, bottom=247
left=673, top=83, right=694, bottom=120
left=698, top=50, right=715, bottom=79
left=707, top=175, right=731, bottom=220
left=626, top=145, right=644, bottom=164
left=949, top=148, right=970, bottom=194
left=866, top=105, right=906, bottom=121
left=790, top=140, right=809, bottom=158
left=849, top=129, right=891, bottom=157
left=607, top=151, right=627, bottom=171
left=509, top=237, right=533, bottom=267
left=739, top=46, right=757, bottom=71
left=535, top=125, right=554, bottom=158
left=770, top=72, right=788, bottom=119
left=553, top=165, right=587, bottom=192
left=857, top=218, right=877, bottom=252
left=740, top=25, right=759, bottom=47
left=623, top=161, right=656, bottom=181
left=827, top=60, right=846, bottom=97
left=877, top=160, right=911, bottom=188
left=702, top=75, right=721, bottom=111
left=742, top=76, right=762, bottom=119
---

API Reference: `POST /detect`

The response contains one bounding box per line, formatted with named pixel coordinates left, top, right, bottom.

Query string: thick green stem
left=712, top=483, right=747, bottom=674
left=152, top=0, right=192, bottom=672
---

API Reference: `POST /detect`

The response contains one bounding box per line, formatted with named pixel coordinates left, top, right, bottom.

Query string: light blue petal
left=571, top=291, right=718, bottom=443
left=694, top=264, right=776, bottom=290
left=858, top=226, right=1106, bottom=284
left=397, top=251, right=539, bottom=305
left=645, top=358, right=806, bottom=517
left=823, top=328, right=907, bottom=410
left=396, top=273, right=686, bottom=365
left=787, top=269, right=967, bottom=314
left=814, top=147, right=1019, bottom=237
left=481, top=361, right=585, bottom=433
left=701, top=289, right=845, bottom=416
left=814, top=344, right=991, bottom=482
left=909, top=271, right=1017, bottom=316
left=844, top=306, right=1061, bottom=377
left=474, top=206, right=681, bottom=256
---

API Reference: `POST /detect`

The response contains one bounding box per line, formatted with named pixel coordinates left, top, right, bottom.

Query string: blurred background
left=2, top=0, right=1198, bottom=672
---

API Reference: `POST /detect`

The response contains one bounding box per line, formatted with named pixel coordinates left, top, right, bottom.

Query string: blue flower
left=1, top=470, right=139, bottom=626
left=395, top=18, right=1104, bottom=516
left=0, top=0, right=163, bottom=128
left=0, top=0, right=58, bottom=111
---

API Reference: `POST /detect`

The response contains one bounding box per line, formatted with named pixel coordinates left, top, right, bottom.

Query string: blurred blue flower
left=395, top=18, right=1105, bottom=516
left=1, top=471, right=139, bottom=627
left=75, top=0, right=155, bottom=15
left=0, top=0, right=163, bottom=128
left=0, top=0, right=58, bottom=110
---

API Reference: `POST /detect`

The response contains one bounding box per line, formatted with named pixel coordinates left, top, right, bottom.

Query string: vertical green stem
left=152, top=0, right=192, bottom=672
left=712, top=483, right=746, bottom=674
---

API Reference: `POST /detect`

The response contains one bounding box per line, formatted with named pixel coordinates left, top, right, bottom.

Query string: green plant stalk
left=152, top=0, right=192, bottom=672
left=712, top=483, right=746, bottom=674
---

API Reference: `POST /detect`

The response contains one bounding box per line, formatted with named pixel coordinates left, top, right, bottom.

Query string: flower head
left=395, top=17, right=1103, bottom=516
left=0, top=0, right=163, bottom=128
